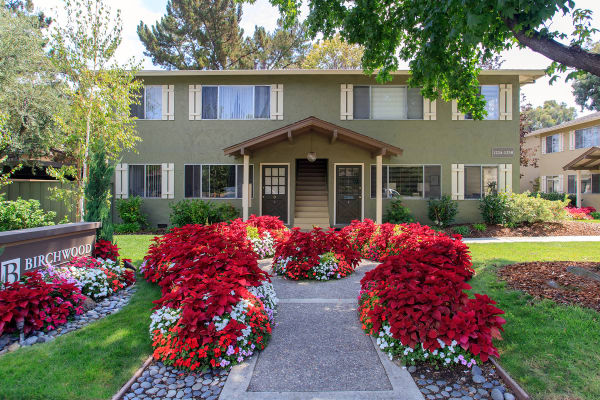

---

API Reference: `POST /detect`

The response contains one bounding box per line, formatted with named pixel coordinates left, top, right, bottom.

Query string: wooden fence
left=1, top=180, right=78, bottom=223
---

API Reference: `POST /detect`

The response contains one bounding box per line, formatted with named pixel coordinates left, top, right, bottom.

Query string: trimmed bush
left=383, top=199, right=414, bottom=224
left=169, top=199, right=238, bottom=227
left=114, top=222, right=141, bottom=233
left=116, top=196, right=146, bottom=230
left=479, top=193, right=508, bottom=225
left=503, top=193, right=569, bottom=226
left=452, top=225, right=471, bottom=236
left=228, top=215, right=289, bottom=259
left=591, top=211, right=600, bottom=220
left=0, top=197, right=56, bottom=232
left=428, top=195, right=458, bottom=227
left=472, top=223, right=486, bottom=232
left=528, top=192, right=575, bottom=205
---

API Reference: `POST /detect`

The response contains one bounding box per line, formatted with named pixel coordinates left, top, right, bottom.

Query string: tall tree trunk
left=80, top=106, right=92, bottom=222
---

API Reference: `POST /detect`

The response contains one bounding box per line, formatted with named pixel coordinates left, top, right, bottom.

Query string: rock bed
left=122, top=362, right=228, bottom=400
left=0, top=284, right=136, bottom=356
left=407, top=362, right=516, bottom=400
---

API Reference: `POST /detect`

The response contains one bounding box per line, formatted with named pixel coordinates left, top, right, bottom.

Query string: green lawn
left=467, top=242, right=600, bottom=400
left=0, top=235, right=159, bottom=400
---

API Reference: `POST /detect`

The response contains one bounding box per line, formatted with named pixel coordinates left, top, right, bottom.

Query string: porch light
left=307, top=152, right=317, bottom=162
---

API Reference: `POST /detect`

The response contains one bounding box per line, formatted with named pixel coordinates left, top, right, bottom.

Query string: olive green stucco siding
left=120, top=73, right=522, bottom=226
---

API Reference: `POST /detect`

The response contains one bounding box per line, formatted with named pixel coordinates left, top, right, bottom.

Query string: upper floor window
left=370, top=165, right=441, bottom=199
left=575, top=125, right=600, bottom=149
left=201, top=85, right=270, bottom=120
left=129, top=164, right=162, bottom=198
left=354, top=86, right=423, bottom=120
left=465, top=85, right=499, bottom=120
left=130, top=85, right=162, bottom=120
left=545, top=134, right=561, bottom=153
left=184, top=164, right=254, bottom=199
left=464, top=165, right=498, bottom=199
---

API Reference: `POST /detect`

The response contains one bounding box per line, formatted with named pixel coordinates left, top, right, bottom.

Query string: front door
left=262, top=165, right=288, bottom=224
left=336, top=165, right=362, bottom=225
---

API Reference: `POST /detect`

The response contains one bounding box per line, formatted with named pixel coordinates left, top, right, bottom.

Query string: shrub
left=565, top=206, right=597, bottom=220
left=0, top=197, right=56, bottom=232
left=383, top=199, right=414, bottom=224
left=0, top=272, right=85, bottom=335
left=114, top=222, right=141, bottom=233
left=529, top=192, right=575, bottom=205
left=273, top=228, right=361, bottom=280
left=452, top=225, right=471, bottom=236
left=428, top=195, right=458, bottom=227
left=359, top=244, right=504, bottom=366
left=591, top=211, right=600, bottom=220
left=169, top=199, right=239, bottom=227
left=472, top=223, right=487, bottom=232
left=340, top=219, right=378, bottom=255
left=503, top=193, right=569, bottom=226
left=116, top=196, right=146, bottom=228
left=479, top=193, right=508, bottom=225
left=228, top=215, right=289, bottom=259
left=84, top=143, right=115, bottom=241
left=92, top=239, right=120, bottom=262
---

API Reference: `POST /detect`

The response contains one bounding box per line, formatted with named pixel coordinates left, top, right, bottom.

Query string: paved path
left=463, top=235, right=600, bottom=243
left=220, top=260, right=424, bottom=400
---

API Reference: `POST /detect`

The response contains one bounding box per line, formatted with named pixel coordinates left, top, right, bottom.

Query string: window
left=545, top=134, right=561, bottom=153
left=464, top=166, right=498, bottom=199
left=129, top=86, right=163, bottom=120
left=465, top=85, right=500, bottom=120
left=184, top=164, right=254, bottom=198
left=575, top=125, right=600, bottom=149
left=201, top=86, right=270, bottom=120
left=370, top=165, right=441, bottom=199
left=128, top=165, right=161, bottom=198
left=545, top=176, right=560, bottom=193
left=593, top=174, right=600, bottom=194
left=354, top=86, right=423, bottom=120
left=568, top=175, right=592, bottom=194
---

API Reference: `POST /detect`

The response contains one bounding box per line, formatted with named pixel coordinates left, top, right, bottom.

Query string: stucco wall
left=119, top=73, right=522, bottom=226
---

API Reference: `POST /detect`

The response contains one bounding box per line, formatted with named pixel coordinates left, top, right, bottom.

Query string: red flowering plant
left=0, top=271, right=85, bottom=335
left=358, top=238, right=504, bottom=368
left=340, top=219, right=378, bottom=257
left=143, top=223, right=279, bottom=371
left=272, top=228, right=361, bottom=280
left=227, top=215, right=289, bottom=259
left=565, top=206, right=596, bottom=220
left=92, top=239, right=120, bottom=262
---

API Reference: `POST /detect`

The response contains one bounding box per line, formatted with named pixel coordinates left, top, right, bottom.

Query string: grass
left=468, top=242, right=600, bottom=400
left=0, top=235, right=159, bottom=400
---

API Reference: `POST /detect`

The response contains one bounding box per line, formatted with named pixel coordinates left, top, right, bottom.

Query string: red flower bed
left=359, top=239, right=504, bottom=365
left=341, top=219, right=378, bottom=256
left=92, top=239, right=120, bottom=262
left=565, top=206, right=597, bottom=220
left=272, top=228, right=361, bottom=280
left=0, top=272, right=85, bottom=335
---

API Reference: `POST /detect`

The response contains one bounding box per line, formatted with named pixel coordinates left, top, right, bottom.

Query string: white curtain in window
left=371, top=87, right=406, bottom=120
left=481, top=85, right=499, bottom=120
left=219, top=86, right=253, bottom=120
left=145, top=86, right=162, bottom=120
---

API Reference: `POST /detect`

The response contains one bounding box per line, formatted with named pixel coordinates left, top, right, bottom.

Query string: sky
left=38, top=0, right=600, bottom=116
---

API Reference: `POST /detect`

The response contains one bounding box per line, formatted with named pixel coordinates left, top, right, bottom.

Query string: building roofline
left=527, top=112, right=600, bottom=138
left=136, top=68, right=545, bottom=84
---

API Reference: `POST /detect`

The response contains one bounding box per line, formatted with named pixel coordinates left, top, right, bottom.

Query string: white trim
left=451, top=100, right=465, bottom=120
left=201, top=85, right=273, bottom=120
left=182, top=163, right=254, bottom=199
left=451, top=163, right=465, bottom=200
left=259, top=163, right=290, bottom=225
left=333, top=163, right=364, bottom=226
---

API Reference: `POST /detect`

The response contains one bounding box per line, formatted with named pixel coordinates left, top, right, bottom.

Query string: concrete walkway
left=463, top=235, right=600, bottom=243
left=220, top=261, right=424, bottom=400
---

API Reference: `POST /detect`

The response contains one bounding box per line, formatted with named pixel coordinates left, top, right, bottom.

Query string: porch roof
left=563, top=146, right=600, bottom=171
left=223, top=116, right=404, bottom=157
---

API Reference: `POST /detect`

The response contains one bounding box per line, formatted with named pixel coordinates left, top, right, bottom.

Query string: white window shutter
left=541, top=137, right=546, bottom=155
left=541, top=176, right=547, bottom=193
left=423, top=98, right=436, bottom=120
left=451, top=164, right=465, bottom=200
left=189, top=85, right=202, bottom=120
left=498, top=164, right=513, bottom=193
left=168, top=163, right=174, bottom=198
left=569, top=130, right=575, bottom=150
left=115, top=164, right=123, bottom=199
left=115, top=163, right=128, bottom=199
left=558, top=133, right=564, bottom=152
left=340, top=84, right=353, bottom=120
left=499, top=84, right=513, bottom=120
left=270, top=84, right=283, bottom=120
left=451, top=100, right=465, bottom=120
left=162, top=85, right=175, bottom=120
left=161, top=163, right=174, bottom=199
left=558, top=175, right=564, bottom=193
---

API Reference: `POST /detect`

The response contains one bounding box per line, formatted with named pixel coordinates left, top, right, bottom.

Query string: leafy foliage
left=383, top=199, right=414, bottom=224
left=92, top=239, right=120, bottom=262
left=84, top=143, right=115, bottom=241
left=301, top=33, right=363, bottom=69
left=572, top=41, right=600, bottom=111
left=116, top=196, right=147, bottom=229
left=0, top=197, right=55, bottom=231
left=428, top=195, right=458, bottom=227
left=452, top=225, right=471, bottom=237
left=522, top=100, right=577, bottom=132
left=169, top=199, right=238, bottom=227
left=479, top=193, right=508, bottom=225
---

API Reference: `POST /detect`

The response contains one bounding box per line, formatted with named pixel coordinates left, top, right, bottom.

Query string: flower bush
left=92, top=239, right=120, bottom=262
left=566, top=206, right=597, bottom=220
left=142, top=223, right=278, bottom=371
left=273, top=228, right=361, bottom=280
left=228, top=215, right=289, bottom=259
left=359, top=241, right=505, bottom=366
left=0, top=271, right=85, bottom=335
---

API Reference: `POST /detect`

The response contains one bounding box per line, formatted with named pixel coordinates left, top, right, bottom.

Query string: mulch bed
left=498, top=261, right=600, bottom=311
left=447, top=221, right=600, bottom=237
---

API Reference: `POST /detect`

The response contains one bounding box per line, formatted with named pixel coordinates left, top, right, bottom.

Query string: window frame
left=575, top=125, right=600, bottom=149
left=545, top=134, right=561, bottom=153
left=463, top=164, right=499, bottom=200
left=545, top=175, right=560, bottom=193
left=201, top=85, right=271, bottom=120
left=464, top=85, right=500, bottom=121
left=354, top=85, right=424, bottom=121
left=183, top=163, right=254, bottom=199
left=567, top=174, right=593, bottom=194
left=128, top=164, right=162, bottom=198
left=369, top=164, right=442, bottom=200
left=134, top=85, right=163, bottom=121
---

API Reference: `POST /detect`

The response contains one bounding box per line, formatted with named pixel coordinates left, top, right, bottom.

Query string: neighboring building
left=115, top=69, right=543, bottom=228
left=522, top=112, right=600, bottom=208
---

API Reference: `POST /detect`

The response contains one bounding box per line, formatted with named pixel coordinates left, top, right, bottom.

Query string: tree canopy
left=572, top=42, right=600, bottom=112
left=301, top=34, right=363, bottom=69
left=267, top=0, right=600, bottom=119
left=137, top=0, right=309, bottom=70
left=522, top=100, right=577, bottom=132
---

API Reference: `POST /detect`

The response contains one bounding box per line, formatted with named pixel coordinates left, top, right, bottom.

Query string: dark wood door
left=262, top=165, right=288, bottom=224
left=336, top=165, right=362, bottom=225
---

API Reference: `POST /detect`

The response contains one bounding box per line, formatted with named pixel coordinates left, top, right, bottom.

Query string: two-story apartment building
left=522, top=112, right=600, bottom=208
left=115, top=69, right=543, bottom=228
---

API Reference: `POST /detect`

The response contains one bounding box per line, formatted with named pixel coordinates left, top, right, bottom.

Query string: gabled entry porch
left=223, top=117, right=403, bottom=227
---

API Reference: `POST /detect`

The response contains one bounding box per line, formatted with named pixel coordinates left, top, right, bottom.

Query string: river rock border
left=0, top=284, right=136, bottom=356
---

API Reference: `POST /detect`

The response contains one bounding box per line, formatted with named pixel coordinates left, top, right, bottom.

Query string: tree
left=0, top=7, right=65, bottom=164
left=522, top=100, right=577, bottom=132
left=137, top=0, right=309, bottom=70
left=572, top=42, right=600, bottom=111
left=84, top=141, right=114, bottom=241
left=267, top=0, right=600, bottom=119
left=50, top=0, right=142, bottom=221
left=519, top=99, right=538, bottom=174
left=301, top=34, right=363, bottom=69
